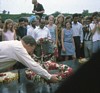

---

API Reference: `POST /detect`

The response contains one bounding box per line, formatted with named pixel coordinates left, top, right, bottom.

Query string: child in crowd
left=2, top=19, right=16, bottom=41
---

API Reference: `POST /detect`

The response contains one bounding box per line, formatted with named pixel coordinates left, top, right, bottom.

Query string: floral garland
left=25, top=38, right=73, bottom=83
left=25, top=61, right=73, bottom=83
left=37, top=38, right=55, bottom=45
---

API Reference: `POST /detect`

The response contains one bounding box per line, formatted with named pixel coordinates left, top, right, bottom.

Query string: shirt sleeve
left=12, top=45, right=51, bottom=80
left=40, top=4, right=44, bottom=11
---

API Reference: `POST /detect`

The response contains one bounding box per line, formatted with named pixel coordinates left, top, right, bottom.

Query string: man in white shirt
left=34, top=19, right=51, bottom=41
left=72, top=13, right=83, bottom=59
left=0, top=35, right=58, bottom=83
left=34, top=19, right=51, bottom=57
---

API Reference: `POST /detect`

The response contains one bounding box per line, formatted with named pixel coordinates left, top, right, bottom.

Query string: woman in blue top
left=61, top=21, right=76, bottom=61
left=46, top=15, right=57, bottom=54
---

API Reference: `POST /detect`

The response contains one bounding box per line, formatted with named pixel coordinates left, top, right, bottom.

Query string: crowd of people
left=0, top=11, right=100, bottom=61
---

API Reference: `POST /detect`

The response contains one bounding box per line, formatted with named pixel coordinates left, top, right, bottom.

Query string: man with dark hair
left=32, top=0, right=45, bottom=19
left=16, top=17, right=27, bottom=40
left=72, top=13, right=83, bottom=59
left=0, top=35, right=58, bottom=83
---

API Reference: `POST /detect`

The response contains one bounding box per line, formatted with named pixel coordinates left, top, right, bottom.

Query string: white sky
left=0, top=0, right=100, bottom=14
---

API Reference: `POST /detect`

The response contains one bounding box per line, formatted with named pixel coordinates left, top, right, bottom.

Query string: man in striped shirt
left=83, top=17, right=92, bottom=58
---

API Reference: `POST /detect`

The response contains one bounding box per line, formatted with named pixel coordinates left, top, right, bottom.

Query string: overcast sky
left=0, top=0, right=100, bottom=14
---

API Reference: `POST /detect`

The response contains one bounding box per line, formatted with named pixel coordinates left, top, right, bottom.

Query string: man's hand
left=49, top=75, right=59, bottom=83
left=32, top=10, right=38, bottom=14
